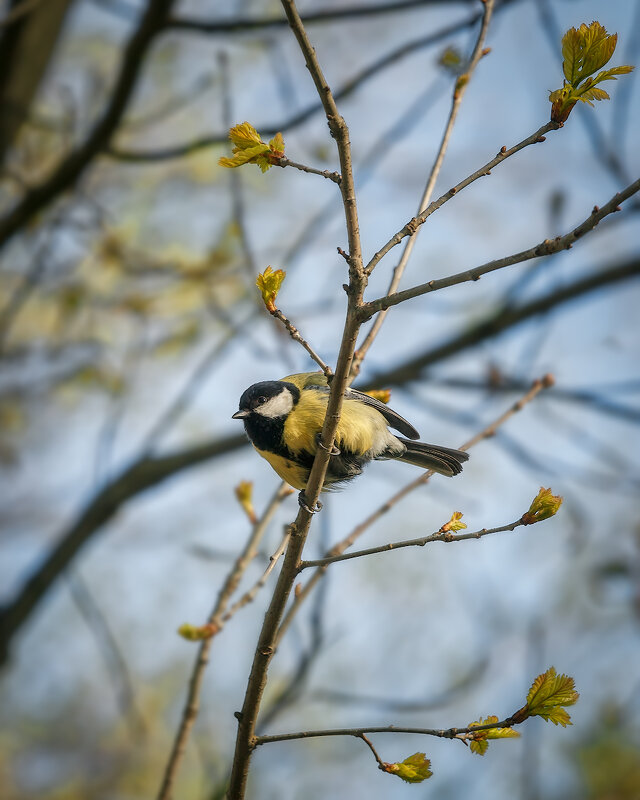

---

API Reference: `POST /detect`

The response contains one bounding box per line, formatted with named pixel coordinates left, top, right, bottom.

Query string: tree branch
left=255, top=713, right=525, bottom=747
left=364, top=121, right=559, bottom=275
left=226, top=1, right=367, bottom=795
left=360, top=177, right=640, bottom=318
left=352, top=0, right=494, bottom=372
left=269, top=308, right=332, bottom=375
left=299, top=517, right=524, bottom=569
left=363, top=256, right=640, bottom=390
left=274, top=156, right=342, bottom=184
left=0, top=0, right=176, bottom=252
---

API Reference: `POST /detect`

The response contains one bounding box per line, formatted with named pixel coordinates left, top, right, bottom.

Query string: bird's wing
left=345, top=387, right=420, bottom=439
left=281, top=372, right=420, bottom=439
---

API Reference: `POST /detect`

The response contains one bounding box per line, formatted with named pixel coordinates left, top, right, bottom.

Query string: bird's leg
left=315, top=434, right=341, bottom=455
left=298, top=491, right=323, bottom=514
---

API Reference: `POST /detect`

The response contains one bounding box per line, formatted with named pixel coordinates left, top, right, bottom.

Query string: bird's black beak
left=232, top=410, right=249, bottom=420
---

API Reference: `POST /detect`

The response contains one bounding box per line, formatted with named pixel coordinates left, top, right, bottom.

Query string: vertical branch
left=352, top=0, right=494, bottom=375
left=226, top=2, right=368, bottom=798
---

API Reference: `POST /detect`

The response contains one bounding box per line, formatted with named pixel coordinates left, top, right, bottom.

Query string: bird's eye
left=257, top=396, right=267, bottom=404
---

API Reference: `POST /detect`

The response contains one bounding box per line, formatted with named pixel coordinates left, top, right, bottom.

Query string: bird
left=232, top=372, right=468, bottom=505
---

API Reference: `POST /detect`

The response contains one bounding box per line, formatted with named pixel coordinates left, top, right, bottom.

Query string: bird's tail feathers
left=397, top=438, right=468, bottom=477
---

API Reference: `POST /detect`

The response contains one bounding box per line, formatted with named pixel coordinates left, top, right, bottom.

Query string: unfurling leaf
left=525, top=667, right=579, bottom=726
left=365, top=388, right=391, bottom=404
left=550, top=21, right=634, bottom=123
left=439, top=511, right=467, bottom=534
left=469, top=736, right=489, bottom=756
left=235, top=480, right=257, bottom=524
left=382, top=752, right=432, bottom=783
left=468, top=716, right=520, bottom=756
left=269, top=131, right=285, bottom=158
left=178, top=622, right=218, bottom=641
left=256, top=266, right=286, bottom=312
left=218, top=122, right=285, bottom=172
left=521, top=487, right=563, bottom=525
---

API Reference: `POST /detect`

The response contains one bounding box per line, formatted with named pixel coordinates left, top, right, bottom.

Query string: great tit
left=232, top=372, right=468, bottom=491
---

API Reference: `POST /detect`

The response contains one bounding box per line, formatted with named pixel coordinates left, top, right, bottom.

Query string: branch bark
left=226, top=1, right=368, bottom=795
left=352, top=0, right=494, bottom=373
left=364, top=256, right=640, bottom=390
left=0, top=0, right=176, bottom=252
left=360, top=178, right=640, bottom=318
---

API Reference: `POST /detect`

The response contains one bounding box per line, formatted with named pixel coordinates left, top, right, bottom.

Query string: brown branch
left=226, top=1, right=367, bottom=796
left=358, top=733, right=386, bottom=769
left=364, top=121, right=559, bottom=275
left=156, top=483, right=289, bottom=800
left=270, top=308, right=332, bottom=375
left=254, top=714, right=521, bottom=746
left=363, top=256, right=640, bottom=390
left=299, top=517, right=525, bottom=569
left=275, top=376, right=551, bottom=645
left=352, top=0, right=494, bottom=373
left=219, top=527, right=292, bottom=624
left=274, top=157, right=342, bottom=184
left=360, top=177, right=640, bottom=319
left=0, top=0, right=177, bottom=252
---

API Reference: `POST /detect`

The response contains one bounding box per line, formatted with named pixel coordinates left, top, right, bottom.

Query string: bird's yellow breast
left=254, top=447, right=310, bottom=490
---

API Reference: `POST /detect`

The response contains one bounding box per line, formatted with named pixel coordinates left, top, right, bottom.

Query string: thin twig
left=358, top=733, right=386, bottom=769
left=361, top=256, right=640, bottom=390
left=364, top=121, right=559, bottom=276
left=254, top=713, right=523, bottom=747
left=274, top=157, right=342, bottom=185
left=299, top=518, right=524, bottom=569
left=156, top=483, right=289, bottom=800
left=270, top=308, right=332, bottom=375
left=275, top=376, right=552, bottom=645
left=218, top=528, right=292, bottom=624
left=360, top=177, right=640, bottom=319
left=352, top=0, right=494, bottom=374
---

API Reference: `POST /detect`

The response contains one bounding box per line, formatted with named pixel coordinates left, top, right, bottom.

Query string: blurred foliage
left=567, top=705, right=640, bottom=800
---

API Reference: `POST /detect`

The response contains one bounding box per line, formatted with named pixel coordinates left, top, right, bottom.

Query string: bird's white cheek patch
left=257, top=391, right=294, bottom=418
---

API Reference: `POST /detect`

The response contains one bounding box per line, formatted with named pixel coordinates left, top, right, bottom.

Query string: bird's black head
left=232, top=380, right=300, bottom=421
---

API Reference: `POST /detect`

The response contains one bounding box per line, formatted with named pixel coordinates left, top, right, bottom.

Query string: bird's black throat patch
left=243, top=412, right=290, bottom=457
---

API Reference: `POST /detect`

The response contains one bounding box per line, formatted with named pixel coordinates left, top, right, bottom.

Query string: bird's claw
left=298, top=491, right=323, bottom=514
left=315, top=434, right=340, bottom=455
